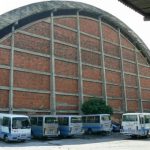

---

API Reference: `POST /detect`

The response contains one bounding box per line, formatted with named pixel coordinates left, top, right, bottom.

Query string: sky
left=0, top=0, right=150, bottom=50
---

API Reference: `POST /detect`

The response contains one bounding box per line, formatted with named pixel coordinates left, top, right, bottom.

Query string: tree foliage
left=81, top=97, right=113, bottom=115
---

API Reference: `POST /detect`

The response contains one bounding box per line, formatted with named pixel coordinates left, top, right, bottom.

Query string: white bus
left=82, top=114, right=112, bottom=134
left=0, top=113, right=31, bottom=142
left=30, top=115, right=59, bottom=138
left=58, top=115, right=83, bottom=137
left=121, top=113, right=150, bottom=138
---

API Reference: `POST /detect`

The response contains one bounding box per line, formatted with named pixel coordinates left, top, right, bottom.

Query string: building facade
left=0, top=1, right=150, bottom=120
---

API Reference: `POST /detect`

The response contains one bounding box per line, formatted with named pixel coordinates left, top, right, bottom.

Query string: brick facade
left=0, top=14, right=150, bottom=117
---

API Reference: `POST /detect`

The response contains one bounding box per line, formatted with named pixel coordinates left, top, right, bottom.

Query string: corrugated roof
left=0, top=1, right=149, bottom=62
left=119, top=0, right=150, bottom=21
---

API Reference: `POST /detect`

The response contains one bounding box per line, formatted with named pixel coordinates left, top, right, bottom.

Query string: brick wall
left=0, top=16, right=149, bottom=115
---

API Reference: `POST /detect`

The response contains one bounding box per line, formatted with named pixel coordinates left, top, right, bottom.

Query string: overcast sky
left=0, top=0, right=150, bottom=49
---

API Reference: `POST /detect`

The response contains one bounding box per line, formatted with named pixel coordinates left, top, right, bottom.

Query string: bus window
left=95, top=116, right=100, bottom=123
left=45, top=117, right=58, bottom=123
left=2, top=117, right=10, bottom=127
left=144, top=115, right=150, bottom=123
left=71, top=117, right=82, bottom=123
left=123, top=115, right=137, bottom=122
left=82, top=117, right=86, bottom=123
left=37, top=117, right=43, bottom=126
left=139, top=116, right=144, bottom=124
left=12, top=117, right=30, bottom=129
left=30, top=117, right=38, bottom=125
left=101, top=115, right=110, bottom=121
left=58, top=117, right=68, bottom=125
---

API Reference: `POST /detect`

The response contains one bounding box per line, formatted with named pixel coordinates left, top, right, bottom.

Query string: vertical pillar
left=99, top=18, right=107, bottom=105
left=118, top=29, right=127, bottom=112
left=9, top=25, right=15, bottom=114
left=135, top=50, right=143, bottom=112
left=50, top=12, right=56, bottom=115
left=77, top=11, right=84, bottom=114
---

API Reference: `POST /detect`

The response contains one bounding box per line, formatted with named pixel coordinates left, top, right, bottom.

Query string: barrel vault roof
left=0, top=0, right=149, bottom=62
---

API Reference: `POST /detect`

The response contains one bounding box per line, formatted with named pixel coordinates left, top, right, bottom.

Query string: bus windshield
left=71, top=117, right=82, bottom=123
left=12, top=117, right=30, bottom=129
left=123, top=115, right=138, bottom=122
left=45, top=117, right=58, bottom=123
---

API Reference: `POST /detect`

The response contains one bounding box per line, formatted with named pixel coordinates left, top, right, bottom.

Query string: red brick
left=139, top=65, right=150, bottom=77
left=0, top=36, right=11, bottom=46
left=123, top=61, right=136, bottom=73
left=140, top=77, right=150, bottom=88
left=0, top=48, right=10, bottom=65
left=56, top=95, right=78, bottom=105
left=14, top=71, right=50, bottom=90
left=14, top=51, right=50, bottom=72
left=54, top=17, right=77, bottom=29
left=14, top=33, right=50, bottom=54
left=56, top=77, right=78, bottom=93
left=56, top=105, right=78, bottom=111
left=125, top=74, right=137, bottom=86
left=54, top=26, right=77, bottom=45
left=0, top=69, right=10, bottom=86
left=106, top=70, right=121, bottom=84
left=102, top=23, right=119, bottom=43
left=121, top=35, right=135, bottom=49
left=80, top=18, right=99, bottom=36
left=54, top=43, right=77, bottom=60
left=126, top=88, right=138, bottom=99
left=0, top=90, right=9, bottom=108
left=127, top=100, right=138, bottom=112
left=83, top=81, right=102, bottom=96
left=141, top=89, right=150, bottom=100
left=104, top=42, right=120, bottom=57
left=23, top=21, right=50, bottom=37
left=137, top=52, right=148, bottom=65
left=122, top=48, right=135, bottom=61
left=107, top=84, right=122, bottom=97
left=108, top=99, right=122, bottom=111
left=82, top=65, right=101, bottom=80
left=143, top=101, right=150, bottom=110
left=105, top=56, right=120, bottom=70
left=82, top=50, right=101, bottom=66
left=55, top=60, right=78, bottom=77
left=14, top=91, right=50, bottom=110
left=80, top=34, right=100, bottom=51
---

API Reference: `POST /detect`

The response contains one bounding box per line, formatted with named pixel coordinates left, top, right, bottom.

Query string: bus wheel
left=87, top=129, right=92, bottom=135
left=4, top=135, right=9, bottom=143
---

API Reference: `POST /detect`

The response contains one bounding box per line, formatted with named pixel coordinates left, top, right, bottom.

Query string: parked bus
left=0, top=113, right=31, bottom=142
left=120, top=113, right=150, bottom=138
left=58, top=115, right=83, bottom=137
left=30, top=115, right=59, bottom=138
left=82, top=114, right=112, bottom=134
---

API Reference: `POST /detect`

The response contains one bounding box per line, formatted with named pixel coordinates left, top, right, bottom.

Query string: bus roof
left=29, top=115, right=58, bottom=117
left=0, top=113, right=29, bottom=118
left=123, top=113, right=150, bottom=115
left=82, top=114, right=110, bottom=116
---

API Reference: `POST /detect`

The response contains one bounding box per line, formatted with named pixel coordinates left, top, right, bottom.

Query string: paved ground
left=0, top=133, right=150, bottom=150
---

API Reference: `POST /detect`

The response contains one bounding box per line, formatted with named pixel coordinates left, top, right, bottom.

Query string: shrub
left=81, top=97, right=113, bottom=115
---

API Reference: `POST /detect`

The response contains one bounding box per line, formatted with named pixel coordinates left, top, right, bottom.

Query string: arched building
left=0, top=1, right=150, bottom=120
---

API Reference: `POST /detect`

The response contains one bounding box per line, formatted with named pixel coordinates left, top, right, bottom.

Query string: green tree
left=81, top=97, right=113, bottom=115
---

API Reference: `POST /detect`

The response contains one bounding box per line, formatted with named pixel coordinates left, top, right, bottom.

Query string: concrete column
left=118, top=29, right=127, bottom=112
left=99, top=18, right=107, bottom=105
left=9, top=25, right=15, bottom=114
left=77, top=11, right=84, bottom=114
left=135, top=50, right=143, bottom=112
left=50, top=12, right=56, bottom=115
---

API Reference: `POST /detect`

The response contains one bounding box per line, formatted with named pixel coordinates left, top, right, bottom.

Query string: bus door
left=44, top=117, right=59, bottom=136
left=100, top=115, right=111, bottom=131
left=139, top=114, right=145, bottom=133
left=2, top=117, right=11, bottom=134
